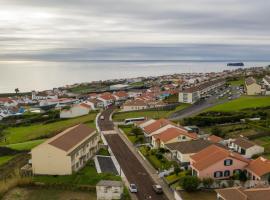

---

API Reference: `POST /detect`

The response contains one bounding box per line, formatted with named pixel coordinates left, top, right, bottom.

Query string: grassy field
left=206, top=96, right=270, bottom=112
left=0, top=155, right=16, bottom=166
left=227, top=78, right=244, bottom=86
left=1, top=113, right=97, bottom=145
left=33, top=161, right=121, bottom=186
left=113, top=104, right=190, bottom=122
left=5, top=139, right=46, bottom=151
left=2, top=187, right=96, bottom=200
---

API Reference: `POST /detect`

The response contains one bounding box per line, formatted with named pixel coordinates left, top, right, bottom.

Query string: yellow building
left=245, top=77, right=261, bottom=95
left=31, top=124, right=99, bottom=175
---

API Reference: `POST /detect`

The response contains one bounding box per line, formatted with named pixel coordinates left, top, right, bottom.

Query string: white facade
left=96, top=181, right=124, bottom=200
left=230, top=142, right=264, bottom=159
left=179, top=91, right=200, bottom=104
left=60, top=104, right=90, bottom=119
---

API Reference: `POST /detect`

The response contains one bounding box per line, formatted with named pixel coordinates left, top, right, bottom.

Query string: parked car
left=129, top=184, right=138, bottom=193
left=152, top=185, right=163, bottom=194
left=100, top=115, right=105, bottom=120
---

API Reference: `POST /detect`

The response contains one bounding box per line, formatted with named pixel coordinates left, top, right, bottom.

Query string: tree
left=131, top=127, right=143, bottom=138
left=179, top=176, right=200, bottom=192
left=174, top=166, right=181, bottom=176
left=14, top=88, right=19, bottom=94
left=211, top=126, right=225, bottom=138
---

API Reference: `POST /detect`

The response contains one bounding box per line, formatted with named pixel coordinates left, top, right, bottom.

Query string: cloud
left=0, top=0, right=269, bottom=60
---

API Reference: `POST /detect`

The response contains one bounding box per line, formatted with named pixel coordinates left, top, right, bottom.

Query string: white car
left=100, top=115, right=105, bottom=120
left=129, top=183, right=138, bottom=193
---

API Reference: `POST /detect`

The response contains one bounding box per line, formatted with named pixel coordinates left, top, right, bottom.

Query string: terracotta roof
left=166, top=139, right=212, bottom=154
left=0, top=97, right=13, bottom=103
left=114, top=91, right=128, bottom=98
left=49, top=124, right=96, bottom=152
left=216, top=186, right=270, bottom=200
left=123, top=100, right=147, bottom=107
left=246, top=157, right=270, bottom=177
left=78, top=103, right=91, bottom=109
left=233, top=137, right=257, bottom=149
left=143, top=119, right=174, bottom=135
left=245, top=77, right=257, bottom=86
left=153, top=127, right=197, bottom=143
left=99, top=93, right=116, bottom=101
left=190, top=145, right=249, bottom=171
left=208, top=135, right=223, bottom=143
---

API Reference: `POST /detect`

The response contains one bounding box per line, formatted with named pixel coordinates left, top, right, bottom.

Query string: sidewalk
left=117, top=127, right=175, bottom=200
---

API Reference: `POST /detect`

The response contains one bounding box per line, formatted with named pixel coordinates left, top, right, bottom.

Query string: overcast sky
left=0, top=0, right=270, bottom=60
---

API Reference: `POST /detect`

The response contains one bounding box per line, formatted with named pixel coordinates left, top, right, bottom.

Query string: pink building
left=190, top=145, right=250, bottom=179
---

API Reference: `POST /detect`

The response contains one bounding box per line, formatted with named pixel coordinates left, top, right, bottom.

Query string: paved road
left=98, top=109, right=168, bottom=200
left=169, top=85, right=241, bottom=120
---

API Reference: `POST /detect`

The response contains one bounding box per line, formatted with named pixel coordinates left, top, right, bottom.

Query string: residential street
left=97, top=109, right=168, bottom=200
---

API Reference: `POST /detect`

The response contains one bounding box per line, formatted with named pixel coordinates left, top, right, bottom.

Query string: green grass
left=129, top=81, right=144, bottom=87
left=5, top=139, right=46, bottom=151
left=113, top=104, right=190, bottom=122
left=3, top=187, right=96, bottom=200
left=119, top=125, right=144, bottom=144
left=33, top=161, right=121, bottom=186
left=96, top=148, right=110, bottom=156
left=139, top=146, right=174, bottom=170
left=1, top=113, right=97, bottom=145
left=0, top=155, right=16, bottom=166
left=227, top=78, right=244, bottom=86
left=206, top=96, right=270, bottom=112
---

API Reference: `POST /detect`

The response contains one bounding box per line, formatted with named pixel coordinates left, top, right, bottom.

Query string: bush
left=179, top=176, right=200, bottom=192
left=174, top=166, right=181, bottom=176
left=211, top=126, right=225, bottom=138
left=131, top=127, right=143, bottom=137
left=201, top=177, right=214, bottom=188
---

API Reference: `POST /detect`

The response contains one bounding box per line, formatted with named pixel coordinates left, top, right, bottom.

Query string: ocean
left=0, top=60, right=269, bottom=93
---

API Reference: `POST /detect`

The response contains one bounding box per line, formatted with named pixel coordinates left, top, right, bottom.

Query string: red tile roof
left=208, top=135, right=223, bottom=143
left=143, top=119, right=174, bottom=135
left=153, top=127, right=197, bottom=143
left=191, top=145, right=249, bottom=171
left=246, top=157, right=270, bottom=177
left=114, top=91, right=128, bottom=98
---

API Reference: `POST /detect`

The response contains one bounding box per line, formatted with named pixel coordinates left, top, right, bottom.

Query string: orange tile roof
left=247, top=157, right=270, bottom=177
left=114, top=91, right=128, bottom=98
left=208, top=135, right=223, bottom=143
left=79, top=103, right=91, bottom=109
left=153, top=127, right=197, bottom=143
left=143, top=119, right=173, bottom=135
left=99, top=93, right=116, bottom=101
left=191, top=145, right=249, bottom=171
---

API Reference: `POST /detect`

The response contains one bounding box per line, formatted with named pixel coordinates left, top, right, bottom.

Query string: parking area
left=95, top=156, right=118, bottom=175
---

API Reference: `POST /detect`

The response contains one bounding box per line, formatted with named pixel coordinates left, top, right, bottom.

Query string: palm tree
left=15, top=88, right=19, bottom=94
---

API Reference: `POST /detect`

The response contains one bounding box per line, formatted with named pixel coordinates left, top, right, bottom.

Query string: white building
left=96, top=180, right=124, bottom=200
left=31, top=124, right=99, bottom=175
left=229, top=137, right=264, bottom=158
left=60, top=103, right=91, bottom=119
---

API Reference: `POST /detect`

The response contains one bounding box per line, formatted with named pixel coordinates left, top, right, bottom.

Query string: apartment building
left=31, top=124, right=99, bottom=175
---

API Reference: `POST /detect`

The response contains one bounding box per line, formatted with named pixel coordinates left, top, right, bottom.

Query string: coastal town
left=0, top=65, right=269, bottom=199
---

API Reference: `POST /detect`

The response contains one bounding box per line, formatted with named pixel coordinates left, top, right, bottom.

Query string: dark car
left=152, top=184, right=163, bottom=194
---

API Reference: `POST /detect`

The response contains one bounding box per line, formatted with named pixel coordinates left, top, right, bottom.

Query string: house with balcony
left=31, top=124, right=99, bottom=175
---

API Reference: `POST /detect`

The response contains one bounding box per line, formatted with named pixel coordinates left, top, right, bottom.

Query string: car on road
left=152, top=184, right=163, bottom=194
left=100, top=115, right=105, bottom=120
left=129, top=183, right=138, bottom=193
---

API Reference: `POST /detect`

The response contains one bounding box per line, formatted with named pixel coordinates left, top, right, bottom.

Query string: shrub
left=174, top=166, right=181, bottom=176
left=131, top=127, right=143, bottom=137
left=201, top=177, right=214, bottom=188
left=179, top=176, right=200, bottom=192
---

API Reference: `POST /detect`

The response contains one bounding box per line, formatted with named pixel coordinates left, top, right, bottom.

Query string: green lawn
left=139, top=146, right=175, bottom=170
left=0, top=155, right=16, bottom=166
left=33, top=161, right=121, bottom=186
left=113, top=104, right=190, bottom=122
left=227, top=78, right=244, bottom=86
left=2, top=187, right=97, bottom=200
left=119, top=125, right=144, bottom=144
left=5, top=139, right=46, bottom=151
left=1, top=113, right=97, bottom=145
left=206, top=96, right=270, bottom=112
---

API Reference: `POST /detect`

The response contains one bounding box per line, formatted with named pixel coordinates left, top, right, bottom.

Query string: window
left=233, top=169, right=241, bottom=174
left=224, top=170, right=230, bottom=177
left=182, top=136, right=186, bottom=140
left=214, top=171, right=223, bottom=178
left=224, top=159, right=233, bottom=166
